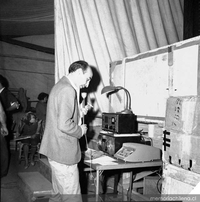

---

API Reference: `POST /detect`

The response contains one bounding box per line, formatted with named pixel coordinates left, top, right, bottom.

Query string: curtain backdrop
left=55, top=0, right=184, bottom=113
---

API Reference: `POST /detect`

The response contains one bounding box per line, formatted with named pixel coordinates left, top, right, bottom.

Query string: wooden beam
left=0, top=36, right=54, bottom=55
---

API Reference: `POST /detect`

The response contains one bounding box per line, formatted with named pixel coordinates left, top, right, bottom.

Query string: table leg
left=96, top=170, right=100, bottom=195
left=114, top=173, right=120, bottom=194
left=95, top=170, right=100, bottom=202
left=127, top=171, right=133, bottom=201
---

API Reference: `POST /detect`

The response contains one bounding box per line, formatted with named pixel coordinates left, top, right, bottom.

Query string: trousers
left=1, top=135, right=9, bottom=178
left=48, top=158, right=82, bottom=202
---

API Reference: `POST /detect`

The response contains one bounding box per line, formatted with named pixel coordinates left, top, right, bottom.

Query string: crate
left=163, top=96, right=200, bottom=174
left=163, top=130, right=200, bottom=174
left=162, top=163, right=200, bottom=195
left=165, top=96, right=200, bottom=135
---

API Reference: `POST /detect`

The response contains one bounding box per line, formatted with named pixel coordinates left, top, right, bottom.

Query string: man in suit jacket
left=39, top=61, right=92, bottom=202
left=0, top=75, right=20, bottom=138
left=0, top=101, right=9, bottom=178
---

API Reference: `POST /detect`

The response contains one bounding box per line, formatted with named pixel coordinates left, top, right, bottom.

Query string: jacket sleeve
left=56, top=86, right=82, bottom=139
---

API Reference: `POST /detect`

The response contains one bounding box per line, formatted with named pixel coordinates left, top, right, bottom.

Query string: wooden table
left=84, top=155, right=162, bottom=200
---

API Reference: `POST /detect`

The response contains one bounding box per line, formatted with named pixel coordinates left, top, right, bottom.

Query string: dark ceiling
left=0, top=0, right=54, bottom=37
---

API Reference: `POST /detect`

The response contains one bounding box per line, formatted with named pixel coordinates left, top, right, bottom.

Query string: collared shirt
left=0, top=87, right=5, bottom=94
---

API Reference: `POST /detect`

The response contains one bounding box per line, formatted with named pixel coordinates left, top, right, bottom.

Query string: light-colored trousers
left=48, top=158, right=82, bottom=202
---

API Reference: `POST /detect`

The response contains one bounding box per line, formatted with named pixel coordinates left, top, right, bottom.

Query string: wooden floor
left=1, top=149, right=155, bottom=202
left=1, top=150, right=36, bottom=202
left=0, top=150, right=126, bottom=202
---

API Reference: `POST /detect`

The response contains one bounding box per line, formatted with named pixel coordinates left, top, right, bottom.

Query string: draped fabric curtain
left=55, top=0, right=184, bottom=113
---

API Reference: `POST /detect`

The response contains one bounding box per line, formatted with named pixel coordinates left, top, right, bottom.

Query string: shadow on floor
left=1, top=150, right=40, bottom=202
left=1, top=150, right=128, bottom=202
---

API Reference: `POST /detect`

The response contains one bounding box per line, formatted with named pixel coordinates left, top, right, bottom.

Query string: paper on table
left=85, top=155, right=118, bottom=165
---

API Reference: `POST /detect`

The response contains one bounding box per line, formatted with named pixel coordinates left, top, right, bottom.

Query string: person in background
left=0, top=101, right=9, bottom=178
left=18, top=112, right=42, bottom=169
left=36, top=92, right=48, bottom=122
left=39, top=60, right=93, bottom=202
left=0, top=101, right=8, bottom=136
left=17, top=87, right=28, bottom=112
left=0, top=75, right=20, bottom=134
left=0, top=75, right=20, bottom=168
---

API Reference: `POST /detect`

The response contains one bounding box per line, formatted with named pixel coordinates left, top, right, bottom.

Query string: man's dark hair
left=68, top=60, right=89, bottom=74
left=37, top=92, right=48, bottom=101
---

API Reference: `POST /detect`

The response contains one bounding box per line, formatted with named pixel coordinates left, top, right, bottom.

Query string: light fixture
left=101, top=85, right=133, bottom=114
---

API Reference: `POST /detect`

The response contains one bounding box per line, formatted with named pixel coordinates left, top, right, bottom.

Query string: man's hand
left=81, top=103, right=93, bottom=115
left=1, top=125, right=8, bottom=136
left=8, top=101, right=20, bottom=111
left=80, top=124, right=88, bottom=136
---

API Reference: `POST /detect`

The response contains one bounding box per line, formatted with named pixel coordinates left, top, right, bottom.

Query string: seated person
left=36, top=92, right=48, bottom=135
left=36, top=92, right=48, bottom=122
left=18, top=112, right=42, bottom=169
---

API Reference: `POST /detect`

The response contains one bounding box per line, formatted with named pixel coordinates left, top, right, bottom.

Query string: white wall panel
left=110, top=37, right=200, bottom=118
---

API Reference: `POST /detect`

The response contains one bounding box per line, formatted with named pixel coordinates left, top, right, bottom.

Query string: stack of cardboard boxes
left=162, top=96, right=200, bottom=194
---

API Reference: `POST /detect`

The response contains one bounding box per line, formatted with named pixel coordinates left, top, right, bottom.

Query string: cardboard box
left=162, top=163, right=200, bottom=195
left=164, top=96, right=200, bottom=173
left=165, top=96, right=200, bottom=135
left=163, top=131, right=200, bottom=173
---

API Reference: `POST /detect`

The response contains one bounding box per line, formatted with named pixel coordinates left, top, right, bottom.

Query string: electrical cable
left=156, top=167, right=163, bottom=194
left=80, top=93, right=105, bottom=200
left=156, top=176, right=163, bottom=193
left=81, top=92, right=89, bottom=151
